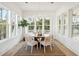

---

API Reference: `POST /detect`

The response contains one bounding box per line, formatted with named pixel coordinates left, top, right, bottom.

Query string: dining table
left=34, top=36, right=45, bottom=48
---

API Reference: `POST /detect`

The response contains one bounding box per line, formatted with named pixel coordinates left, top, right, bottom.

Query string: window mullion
left=42, top=18, right=44, bottom=34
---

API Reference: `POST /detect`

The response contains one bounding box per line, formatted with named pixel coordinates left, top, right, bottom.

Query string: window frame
left=28, top=17, right=50, bottom=34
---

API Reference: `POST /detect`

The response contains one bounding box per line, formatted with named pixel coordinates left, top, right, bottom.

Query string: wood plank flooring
left=3, top=39, right=76, bottom=56
left=14, top=45, right=65, bottom=56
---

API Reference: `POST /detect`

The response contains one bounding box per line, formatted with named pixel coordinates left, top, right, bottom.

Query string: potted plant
left=18, top=18, right=29, bottom=41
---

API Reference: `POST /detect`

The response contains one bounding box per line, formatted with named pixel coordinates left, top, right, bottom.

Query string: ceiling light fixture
left=25, top=2, right=28, bottom=4
left=50, top=2, right=54, bottom=4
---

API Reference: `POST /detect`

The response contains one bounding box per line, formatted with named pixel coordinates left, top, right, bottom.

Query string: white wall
left=0, top=3, right=22, bottom=55
left=53, top=4, right=79, bottom=55
left=23, top=10, right=55, bottom=35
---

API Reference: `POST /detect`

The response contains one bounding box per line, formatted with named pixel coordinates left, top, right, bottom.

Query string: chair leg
left=44, top=46, right=45, bottom=53
left=40, top=44, right=41, bottom=49
left=25, top=46, right=27, bottom=51
left=23, top=43, right=26, bottom=48
left=37, top=44, right=38, bottom=50
left=53, top=43, right=54, bottom=47
left=50, top=45, right=52, bottom=51
left=31, top=46, right=33, bottom=54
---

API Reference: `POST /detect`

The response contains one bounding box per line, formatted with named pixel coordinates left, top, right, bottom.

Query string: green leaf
left=18, top=18, right=29, bottom=27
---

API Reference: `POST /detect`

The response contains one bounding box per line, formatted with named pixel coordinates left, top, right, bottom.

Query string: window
left=58, top=16, right=62, bottom=33
left=58, top=18, right=61, bottom=32
left=36, top=18, right=42, bottom=32
left=63, top=14, right=67, bottom=35
left=0, top=7, right=22, bottom=40
left=28, top=18, right=34, bottom=32
left=44, top=18, right=50, bottom=33
left=72, top=16, right=79, bottom=36
left=0, top=8, right=8, bottom=40
left=0, top=8, right=2, bottom=19
left=58, top=13, right=67, bottom=35
left=28, top=17, right=50, bottom=34
left=10, top=12, right=16, bottom=36
left=17, top=16, right=21, bottom=29
left=71, top=7, right=79, bottom=37
left=0, top=20, right=6, bottom=40
left=2, top=9, right=8, bottom=20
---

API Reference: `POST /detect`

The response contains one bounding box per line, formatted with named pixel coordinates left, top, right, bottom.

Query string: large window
left=58, top=13, right=67, bottom=35
left=36, top=18, right=42, bottom=32
left=72, top=15, right=79, bottom=36
left=0, top=8, right=2, bottom=19
left=58, top=16, right=61, bottom=33
left=0, top=8, right=8, bottom=40
left=71, top=7, right=79, bottom=37
left=44, top=18, right=50, bottom=33
left=28, top=18, right=35, bottom=32
left=28, top=17, right=50, bottom=34
left=2, top=9, right=8, bottom=20
left=0, top=6, right=22, bottom=40
left=62, top=14, right=67, bottom=35
left=17, top=16, right=21, bottom=29
left=10, top=12, right=16, bottom=36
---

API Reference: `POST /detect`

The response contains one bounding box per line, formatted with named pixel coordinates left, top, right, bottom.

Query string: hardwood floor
left=14, top=45, right=65, bottom=56
left=3, top=39, right=76, bottom=56
left=55, top=39, right=77, bottom=56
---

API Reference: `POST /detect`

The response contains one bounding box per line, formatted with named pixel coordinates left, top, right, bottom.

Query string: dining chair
left=40, top=35, right=53, bottom=53
left=25, top=35, right=38, bottom=53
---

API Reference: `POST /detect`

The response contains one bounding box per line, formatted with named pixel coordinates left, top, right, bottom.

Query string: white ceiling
left=14, top=2, right=64, bottom=11
left=14, top=2, right=79, bottom=13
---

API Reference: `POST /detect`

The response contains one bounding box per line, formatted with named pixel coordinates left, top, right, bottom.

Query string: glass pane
left=36, top=18, right=42, bottom=25
left=59, top=19, right=61, bottom=25
left=28, top=26, right=34, bottom=30
left=17, top=16, right=20, bottom=22
left=44, top=30, right=50, bottom=34
left=0, top=24, right=2, bottom=40
left=44, top=26, right=50, bottom=30
left=3, top=24, right=6, bottom=38
left=30, top=21, right=34, bottom=25
left=0, top=24, right=2, bottom=34
left=0, top=20, right=6, bottom=40
left=2, top=9, right=8, bottom=20
left=44, top=19, right=50, bottom=25
left=72, top=16, right=79, bottom=36
left=11, top=12, right=16, bottom=36
left=72, top=25, right=79, bottom=36
left=12, top=25, right=14, bottom=33
left=17, top=16, right=21, bottom=29
left=36, top=26, right=42, bottom=30
left=28, top=17, right=34, bottom=25
left=59, top=20, right=61, bottom=30
left=0, top=8, right=2, bottom=20
left=11, top=12, right=16, bottom=23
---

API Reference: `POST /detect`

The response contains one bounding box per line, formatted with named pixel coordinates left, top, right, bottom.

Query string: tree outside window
left=0, top=8, right=8, bottom=40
